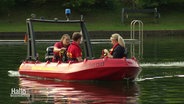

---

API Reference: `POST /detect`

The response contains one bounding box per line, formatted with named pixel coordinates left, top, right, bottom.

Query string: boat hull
left=19, top=57, right=141, bottom=81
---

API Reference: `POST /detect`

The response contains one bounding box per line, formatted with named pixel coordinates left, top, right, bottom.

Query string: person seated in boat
left=103, top=33, right=127, bottom=58
left=67, top=32, right=83, bottom=62
left=52, top=34, right=70, bottom=62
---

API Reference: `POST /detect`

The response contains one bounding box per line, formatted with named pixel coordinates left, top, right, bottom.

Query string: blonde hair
left=61, top=34, right=70, bottom=41
left=110, top=33, right=125, bottom=47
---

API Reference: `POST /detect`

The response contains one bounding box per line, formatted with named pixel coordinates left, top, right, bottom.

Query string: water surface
left=0, top=34, right=184, bottom=104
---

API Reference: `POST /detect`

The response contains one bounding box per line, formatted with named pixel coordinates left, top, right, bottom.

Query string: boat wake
left=140, top=61, right=184, bottom=68
left=136, top=74, right=184, bottom=82
left=8, top=70, right=20, bottom=77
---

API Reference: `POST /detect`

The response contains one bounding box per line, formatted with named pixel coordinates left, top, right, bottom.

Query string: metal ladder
left=130, top=20, right=143, bottom=59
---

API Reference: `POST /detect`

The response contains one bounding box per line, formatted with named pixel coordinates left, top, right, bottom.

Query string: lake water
left=0, top=34, right=184, bottom=104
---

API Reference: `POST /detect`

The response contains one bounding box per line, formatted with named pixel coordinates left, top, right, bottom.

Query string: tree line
left=0, top=0, right=184, bottom=13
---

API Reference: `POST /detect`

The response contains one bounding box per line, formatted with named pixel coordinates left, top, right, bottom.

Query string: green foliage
left=0, top=0, right=121, bottom=14
left=62, top=0, right=121, bottom=14
left=135, top=0, right=184, bottom=8
left=1, top=0, right=184, bottom=13
left=135, top=0, right=167, bottom=8
left=62, top=0, right=96, bottom=14
left=94, top=0, right=121, bottom=9
left=63, top=0, right=95, bottom=8
left=0, top=0, right=15, bottom=13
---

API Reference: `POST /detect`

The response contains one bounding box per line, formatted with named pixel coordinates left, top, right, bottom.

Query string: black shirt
left=112, top=44, right=127, bottom=58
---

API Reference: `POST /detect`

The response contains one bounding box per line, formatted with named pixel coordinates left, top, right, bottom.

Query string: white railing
left=130, top=20, right=144, bottom=59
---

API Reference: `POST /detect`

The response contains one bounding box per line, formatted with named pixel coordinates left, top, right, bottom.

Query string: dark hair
left=72, top=32, right=82, bottom=41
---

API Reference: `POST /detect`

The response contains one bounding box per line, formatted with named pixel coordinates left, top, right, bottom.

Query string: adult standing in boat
left=103, top=33, right=127, bottom=58
left=67, top=32, right=83, bottom=62
left=52, top=34, right=70, bottom=62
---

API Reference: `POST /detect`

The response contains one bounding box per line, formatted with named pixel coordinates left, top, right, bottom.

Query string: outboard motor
left=45, top=46, right=54, bottom=61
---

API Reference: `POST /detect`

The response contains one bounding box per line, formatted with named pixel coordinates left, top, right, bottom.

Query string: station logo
left=10, top=88, right=30, bottom=97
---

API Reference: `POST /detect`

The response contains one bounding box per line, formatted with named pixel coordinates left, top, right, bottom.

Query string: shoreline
left=0, top=30, right=184, bottom=39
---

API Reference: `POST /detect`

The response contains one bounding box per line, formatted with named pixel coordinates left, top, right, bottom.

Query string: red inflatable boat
left=18, top=11, right=141, bottom=81
left=19, top=57, right=140, bottom=80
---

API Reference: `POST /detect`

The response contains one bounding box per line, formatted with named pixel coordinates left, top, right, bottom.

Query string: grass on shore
left=0, top=8, right=184, bottom=32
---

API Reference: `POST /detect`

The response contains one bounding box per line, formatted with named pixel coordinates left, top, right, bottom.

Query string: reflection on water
left=19, top=78, right=139, bottom=104
left=2, top=69, right=184, bottom=104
